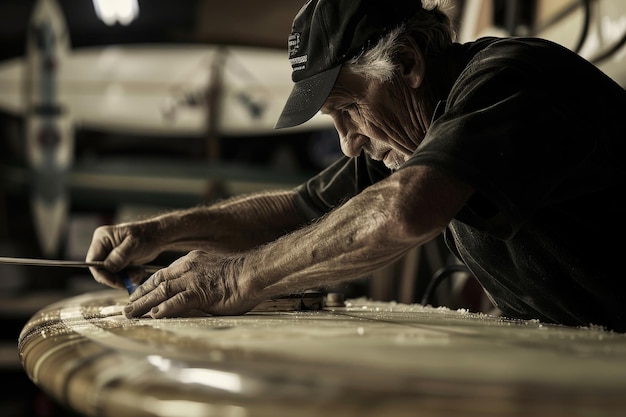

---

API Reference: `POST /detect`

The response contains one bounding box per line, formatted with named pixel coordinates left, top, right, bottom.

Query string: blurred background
left=0, top=0, right=625, bottom=415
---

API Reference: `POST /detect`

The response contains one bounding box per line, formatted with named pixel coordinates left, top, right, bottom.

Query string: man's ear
left=397, top=38, right=425, bottom=89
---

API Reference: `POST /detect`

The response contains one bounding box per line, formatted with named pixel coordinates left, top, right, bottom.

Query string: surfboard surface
left=18, top=290, right=626, bottom=417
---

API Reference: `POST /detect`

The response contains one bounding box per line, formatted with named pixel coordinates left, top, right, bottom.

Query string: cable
left=420, top=264, right=471, bottom=306
left=573, top=0, right=592, bottom=54
left=590, top=28, right=626, bottom=65
left=571, top=0, right=626, bottom=65
left=529, top=0, right=590, bottom=54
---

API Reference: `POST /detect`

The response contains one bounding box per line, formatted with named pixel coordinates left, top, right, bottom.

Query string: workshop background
left=0, top=0, right=625, bottom=415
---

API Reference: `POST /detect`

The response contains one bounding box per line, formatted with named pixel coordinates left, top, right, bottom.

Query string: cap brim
left=274, top=65, right=341, bottom=129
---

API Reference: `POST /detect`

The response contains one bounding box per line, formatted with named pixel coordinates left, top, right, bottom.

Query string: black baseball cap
left=275, top=0, right=424, bottom=129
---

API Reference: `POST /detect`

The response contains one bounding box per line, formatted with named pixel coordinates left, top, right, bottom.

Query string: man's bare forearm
left=246, top=165, right=471, bottom=297
left=145, top=190, right=308, bottom=253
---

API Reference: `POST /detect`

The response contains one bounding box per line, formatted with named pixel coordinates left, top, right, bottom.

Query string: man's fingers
left=148, top=293, right=195, bottom=319
left=124, top=286, right=162, bottom=318
left=128, top=269, right=163, bottom=301
left=124, top=290, right=191, bottom=319
left=125, top=271, right=191, bottom=318
left=103, top=238, right=136, bottom=272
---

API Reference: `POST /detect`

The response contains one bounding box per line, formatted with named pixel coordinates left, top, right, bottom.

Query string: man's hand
left=123, top=250, right=262, bottom=319
left=86, top=222, right=163, bottom=290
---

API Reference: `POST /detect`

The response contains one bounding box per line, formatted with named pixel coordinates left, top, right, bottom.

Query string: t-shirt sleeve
left=294, top=152, right=391, bottom=221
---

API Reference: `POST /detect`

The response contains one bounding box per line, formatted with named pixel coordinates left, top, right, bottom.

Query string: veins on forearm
left=252, top=187, right=421, bottom=296
left=156, top=190, right=306, bottom=253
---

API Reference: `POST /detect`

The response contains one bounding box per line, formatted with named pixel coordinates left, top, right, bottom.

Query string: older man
left=87, top=0, right=626, bottom=332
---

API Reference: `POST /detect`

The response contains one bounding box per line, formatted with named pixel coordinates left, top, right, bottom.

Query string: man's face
left=320, top=69, right=424, bottom=170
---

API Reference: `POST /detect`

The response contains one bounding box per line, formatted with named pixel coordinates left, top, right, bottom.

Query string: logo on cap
left=288, top=33, right=301, bottom=57
left=288, top=32, right=307, bottom=72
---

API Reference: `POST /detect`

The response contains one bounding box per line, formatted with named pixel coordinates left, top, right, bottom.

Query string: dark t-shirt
left=294, top=37, right=626, bottom=332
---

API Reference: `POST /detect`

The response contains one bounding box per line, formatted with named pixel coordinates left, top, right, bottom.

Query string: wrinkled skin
left=86, top=39, right=474, bottom=319
left=87, top=221, right=164, bottom=289
left=323, top=69, right=430, bottom=170
left=87, top=229, right=260, bottom=318
left=124, top=251, right=263, bottom=318
left=86, top=191, right=307, bottom=318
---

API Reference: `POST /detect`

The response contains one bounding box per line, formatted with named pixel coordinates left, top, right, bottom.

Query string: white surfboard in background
left=0, top=0, right=333, bottom=257
left=0, top=30, right=332, bottom=137
left=24, top=0, right=73, bottom=257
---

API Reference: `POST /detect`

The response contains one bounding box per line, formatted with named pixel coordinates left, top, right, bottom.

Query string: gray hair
left=345, top=0, right=456, bottom=81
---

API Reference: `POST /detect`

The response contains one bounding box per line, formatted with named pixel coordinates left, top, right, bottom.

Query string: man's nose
left=331, top=114, right=368, bottom=157
left=339, top=133, right=368, bottom=157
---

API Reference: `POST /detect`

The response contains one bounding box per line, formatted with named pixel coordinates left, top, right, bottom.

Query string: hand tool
left=0, top=256, right=161, bottom=294
left=0, top=257, right=326, bottom=310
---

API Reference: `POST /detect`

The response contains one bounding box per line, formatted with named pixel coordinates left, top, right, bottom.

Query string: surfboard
left=0, top=41, right=333, bottom=137
left=24, top=0, right=73, bottom=257
left=18, top=289, right=626, bottom=417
